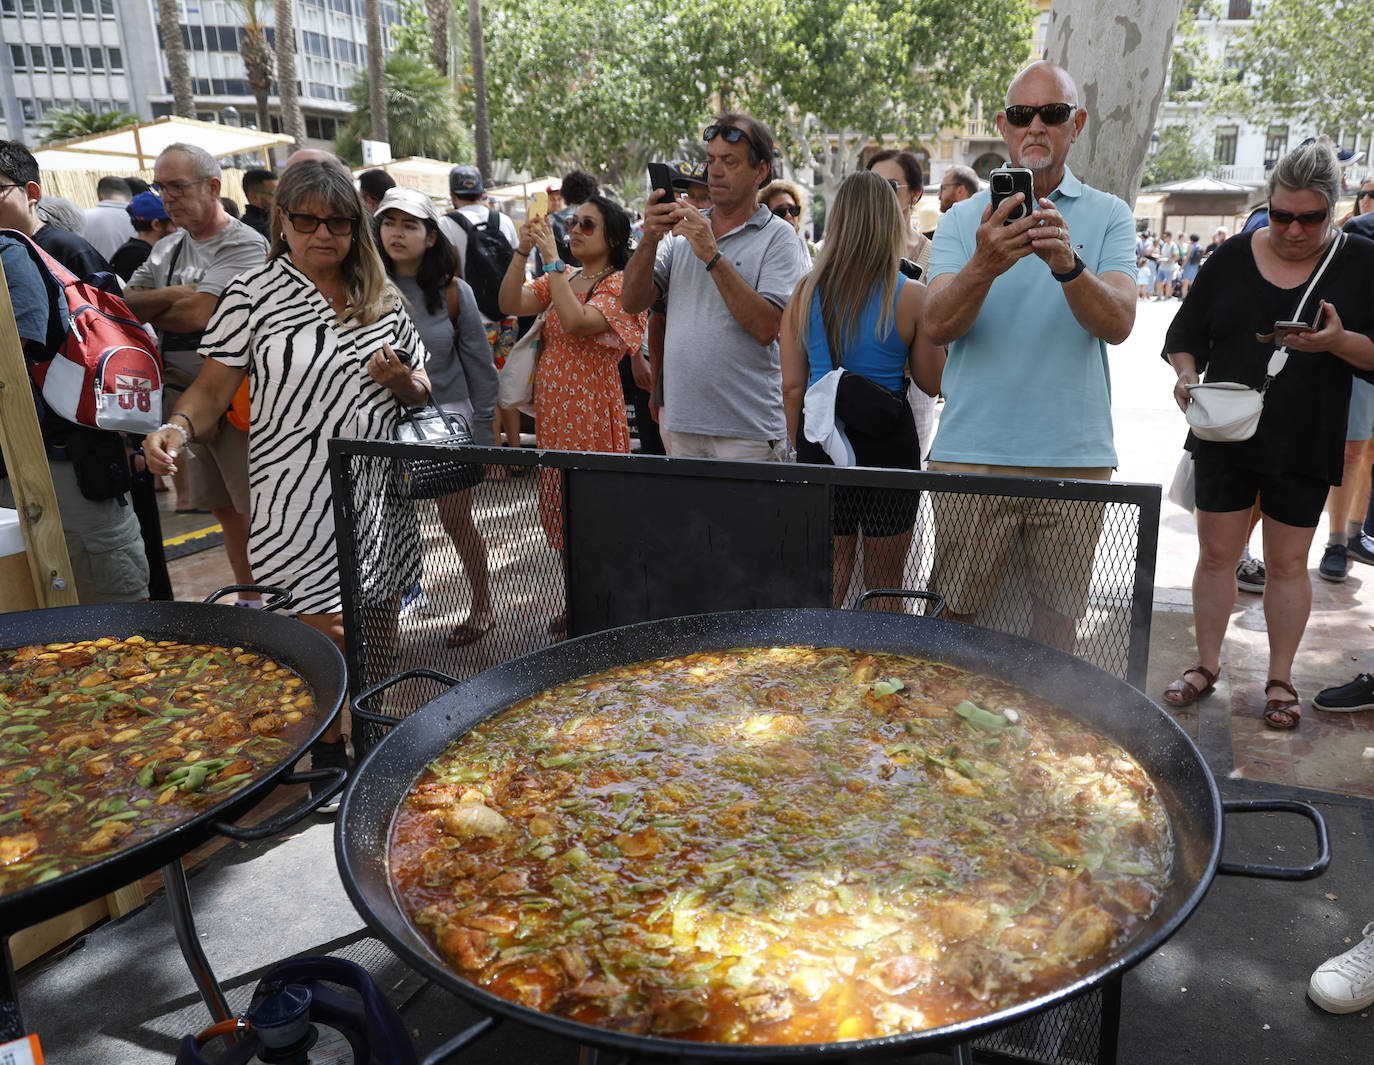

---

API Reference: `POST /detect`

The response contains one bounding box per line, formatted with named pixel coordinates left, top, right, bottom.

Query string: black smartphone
left=989, top=167, right=1035, bottom=224
left=1274, top=319, right=1314, bottom=344
left=646, top=162, right=677, bottom=206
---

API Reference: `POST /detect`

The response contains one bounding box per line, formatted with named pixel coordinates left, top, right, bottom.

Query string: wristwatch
left=1052, top=254, right=1086, bottom=283
left=542, top=259, right=567, bottom=275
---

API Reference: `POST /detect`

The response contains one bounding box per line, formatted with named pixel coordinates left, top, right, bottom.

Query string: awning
left=32, top=116, right=294, bottom=172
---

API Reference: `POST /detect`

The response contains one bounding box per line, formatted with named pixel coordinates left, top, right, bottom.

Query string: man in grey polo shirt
left=622, top=112, right=808, bottom=460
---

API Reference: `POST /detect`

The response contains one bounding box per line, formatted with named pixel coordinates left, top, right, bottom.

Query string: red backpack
left=3, top=228, right=163, bottom=434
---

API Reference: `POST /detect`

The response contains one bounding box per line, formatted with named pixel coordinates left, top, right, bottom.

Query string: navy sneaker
left=1236, top=557, right=1266, bottom=593
left=1348, top=533, right=1374, bottom=565
left=1319, top=542, right=1350, bottom=582
left=1313, top=673, right=1374, bottom=713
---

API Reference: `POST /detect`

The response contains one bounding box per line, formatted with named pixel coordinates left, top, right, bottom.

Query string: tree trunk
left=365, top=0, right=389, bottom=145
left=425, top=0, right=448, bottom=76
left=468, top=0, right=491, bottom=179
left=274, top=0, right=305, bottom=150
left=156, top=0, right=195, bottom=118
left=1047, top=0, right=1183, bottom=207
left=239, top=30, right=273, bottom=132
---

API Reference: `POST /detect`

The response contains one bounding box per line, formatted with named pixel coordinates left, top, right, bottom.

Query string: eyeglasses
left=1360, top=189, right=1374, bottom=200
left=151, top=178, right=211, bottom=197
left=1003, top=102, right=1077, bottom=128
left=568, top=215, right=600, bottom=234
left=703, top=123, right=770, bottom=164
left=771, top=203, right=801, bottom=219
left=1268, top=205, right=1329, bottom=227
left=885, top=179, right=909, bottom=193
left=284, top=210, right=358, bottom=236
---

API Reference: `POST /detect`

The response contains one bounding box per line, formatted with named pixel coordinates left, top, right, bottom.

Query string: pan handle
left=855, top=589, right=947, bottom=618
left=1217, top=798, right=1331, bottom=880
left=202, top=585, right=294, bottom=612
left=353, top=668, right=461, bottom=728
left=208, top=767, right=346, bottom=841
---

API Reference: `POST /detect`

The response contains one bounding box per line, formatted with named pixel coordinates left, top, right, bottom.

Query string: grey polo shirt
left=653, top=204, right=808, bottom=441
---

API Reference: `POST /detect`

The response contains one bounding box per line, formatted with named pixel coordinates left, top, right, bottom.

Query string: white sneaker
left=1309, top=922, right=1374, bottom=1014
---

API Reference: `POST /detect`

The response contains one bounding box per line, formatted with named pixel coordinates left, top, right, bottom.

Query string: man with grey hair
left=924, top=60, right=1137, bottom=651
left=125, top=142, right=269, bottom=605
left=938, top=165, right=979, bottom=213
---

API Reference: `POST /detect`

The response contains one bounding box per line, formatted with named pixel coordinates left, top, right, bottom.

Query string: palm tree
left=424, top=0, right=448, bottom=75
left=156, top=0, right=195, bottom=118
left=365, top=0, right=389, bottom=145
left=274, top=0, right=305, bottom=149
left=39, top=105, right=141, bottom=145
left=228, top=0, right=274, bottom=134
left=467, top=0, right=490, bottom=179
left=335, top=52, right=471, bottom=163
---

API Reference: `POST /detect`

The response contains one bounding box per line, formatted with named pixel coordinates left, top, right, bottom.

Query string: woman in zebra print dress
left=143, top=161, right=431, bottom=765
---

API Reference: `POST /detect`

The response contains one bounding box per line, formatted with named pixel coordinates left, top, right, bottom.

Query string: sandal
left=446, top=619, right=494, bottom=648
left=1163, top=665, right=1219, bottom=707
left=1263, top=679, right=1301, bottom=730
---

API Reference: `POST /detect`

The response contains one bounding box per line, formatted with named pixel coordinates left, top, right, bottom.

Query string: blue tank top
left=805, top=282, right=909, bottom=391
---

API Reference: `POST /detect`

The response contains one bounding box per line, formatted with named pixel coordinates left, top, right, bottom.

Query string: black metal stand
left=162, top=859, right=233, bottom=1025
left=0, top=937, right=23, bottom=1042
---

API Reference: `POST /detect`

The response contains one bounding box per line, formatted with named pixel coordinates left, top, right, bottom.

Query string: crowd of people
left=2, top=59, right=1374, bottom=1012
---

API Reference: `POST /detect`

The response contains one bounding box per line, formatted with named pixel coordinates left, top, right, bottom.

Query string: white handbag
left=496, top=310, right=545, bottom=416
left=1185, top=232, right=1345, bottom=442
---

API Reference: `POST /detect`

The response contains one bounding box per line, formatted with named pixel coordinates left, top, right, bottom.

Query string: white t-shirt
left=82, top=199, right=135, bottom=260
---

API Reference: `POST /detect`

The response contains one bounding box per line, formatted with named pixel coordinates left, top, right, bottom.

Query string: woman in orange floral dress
left=499, top=195, right=646, bottom=635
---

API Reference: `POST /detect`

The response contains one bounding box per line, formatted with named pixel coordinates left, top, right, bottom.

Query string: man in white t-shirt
left=82, top=175, right=135, bottom=260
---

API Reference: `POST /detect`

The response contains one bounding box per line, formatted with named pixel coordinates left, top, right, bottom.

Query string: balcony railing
left=1213, top=164, right=1267, bottom=184
left=963, top=118, right=996, bottom=139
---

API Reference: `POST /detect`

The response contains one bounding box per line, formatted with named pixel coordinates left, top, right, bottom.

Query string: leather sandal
left=1263, top=679, right=1301, bottom=730
left=445, top=619, right=494, bottom=648
left=1163, top=665, right=1219, bottom=707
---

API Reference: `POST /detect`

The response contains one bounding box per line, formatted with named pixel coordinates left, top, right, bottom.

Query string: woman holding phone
left=1163, top=140, right=1374, bottom=729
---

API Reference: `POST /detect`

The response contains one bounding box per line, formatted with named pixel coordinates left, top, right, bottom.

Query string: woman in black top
left=1163, top=139, right=1374, bottom=729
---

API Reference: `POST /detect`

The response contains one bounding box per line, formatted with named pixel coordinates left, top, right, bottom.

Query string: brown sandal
left=1263, top=679, right=1301, bottom=730
left=1163, top=665, right=1219, bottom=707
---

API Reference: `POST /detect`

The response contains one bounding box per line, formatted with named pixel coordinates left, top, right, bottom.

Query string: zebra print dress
left=200, top=256, right=427, bottom=614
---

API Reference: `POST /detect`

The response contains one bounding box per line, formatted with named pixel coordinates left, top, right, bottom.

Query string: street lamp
left=221, top=105, right=240, bottom=127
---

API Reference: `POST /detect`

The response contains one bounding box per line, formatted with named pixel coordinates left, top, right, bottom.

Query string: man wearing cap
left=622, top=113, right=809, bottom=461
left=82, top=175, right=135, bottom=260
left=671, top=161, right=712, bottom=211
left=110, top=192, right=177, bottom=281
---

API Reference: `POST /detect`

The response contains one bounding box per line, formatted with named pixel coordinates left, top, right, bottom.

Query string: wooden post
left=0, top=255, right=78, bottom=608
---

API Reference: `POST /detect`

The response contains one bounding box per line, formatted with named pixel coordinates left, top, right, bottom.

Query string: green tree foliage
left=1141, top=125, right=1211, bottom=187
left=39, top=105, right=142, bottom=145
left=336, top=51, right=473, bottom=163
left=475, top=0, right=1032, bottom=186
left=1223, top=0, right=1374, bottom=133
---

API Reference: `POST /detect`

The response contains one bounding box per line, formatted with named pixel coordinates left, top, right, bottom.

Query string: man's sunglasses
left=885, top=179, right=908, bottom=192
left=703, top=123, right=770, bottom=163
left=568, top=215, right=599, bottom=234
left=284, top=210, right=358, bottom=236
left=1360, top=189, right=1374, bottom=200
left=1003, top=102, right=1077, bottom=128
left=771, top=203, right=801, bottom=219
left=1268, top=206, right=1329, bottom=227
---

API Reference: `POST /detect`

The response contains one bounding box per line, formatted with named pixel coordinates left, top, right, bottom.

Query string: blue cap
left=128, top=191, right=169, bottom=222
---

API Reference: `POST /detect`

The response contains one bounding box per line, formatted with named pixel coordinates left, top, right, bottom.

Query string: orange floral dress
left=528, top=271, right=646, bottom=453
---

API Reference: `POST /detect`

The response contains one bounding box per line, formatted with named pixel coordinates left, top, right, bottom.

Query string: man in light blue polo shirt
left=924, top=60, right=1137, bottom=651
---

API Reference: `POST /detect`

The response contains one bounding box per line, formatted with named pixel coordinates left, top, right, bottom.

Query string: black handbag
left=394, top=404, right=485, bottom=500
left=833, top=370, right=906, bottom=437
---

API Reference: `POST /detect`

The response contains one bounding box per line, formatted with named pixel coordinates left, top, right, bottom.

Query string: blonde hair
left=786, top=171, right=904, bottom=363
left=269, top=160, right=397, bottom=326
left=759, top=178, right=806, bottom=212
left=1269, top=137, right=1342, bottom=215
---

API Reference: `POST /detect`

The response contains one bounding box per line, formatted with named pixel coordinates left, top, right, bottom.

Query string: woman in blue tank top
left=781, top=170, right=944, bottom=608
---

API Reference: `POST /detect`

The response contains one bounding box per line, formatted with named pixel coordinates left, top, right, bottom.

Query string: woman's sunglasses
left=1003, top=102, right=1077, bottom=128
left=568, top=216, right=600, bottom=234
left=284, top=210, right=357, bottom=236
left=771, top=203, right=801, bottom=219
left=1360, top=189, right=1374, bottom=200
left=703, top=123, right=770, bottom=163
left=1268, top=206, right=1329, bottom=227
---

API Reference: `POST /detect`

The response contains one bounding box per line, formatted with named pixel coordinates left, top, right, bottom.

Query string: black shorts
left=798, top=389, right=921, bottom=538
left=1192, top=452, right=1329, bottom=528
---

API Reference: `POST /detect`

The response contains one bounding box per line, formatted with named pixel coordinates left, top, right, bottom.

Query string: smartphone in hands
left=989, top=167, right=1035, bottom=224
left=647, top=162, right=677, bottom=207
left=1273, top=320, right=1314, bottom=345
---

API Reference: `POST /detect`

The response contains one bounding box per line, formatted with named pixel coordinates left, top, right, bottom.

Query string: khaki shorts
left=927, top=461, right=1111, bottom=620
left=186, top=419, right=250, bottom=514
left=0, top=460, right=149, bottom=603
left=664, top=431, right=788, bottom=462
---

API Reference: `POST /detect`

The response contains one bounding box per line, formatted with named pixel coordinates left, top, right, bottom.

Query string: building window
left=971, top=152, right=1007, bottom=179
left=61, top=0, right=75, bottom=14
left=21, top=100, right=37, bottom=123
left=1264, top=125, right=1287, bottom=166
left=40, top=0, right=57, bottom=13
left=29, top=45, right=45, bottom=70
left=21, top=0, right=36, bottom=13
left=48, top=45, right=65, bottom=70
left=79, top=0, right=93, bottom=12
left=305, top=114, right=337, bottom=140
left=99, top=0, right=112, bottom=15
left=1214, top=125, right=1238, bottom=166
left=107, top=46, right=122, bottom=70
left=9, top=45, right=27, bottom=71
left=0, top=0, right=16, bottom=14
left=87, top=45, right=102, bottom=70
left=1227, top=1, right=1251, bottom=18
left=67, top=45, right=84, bottom=69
